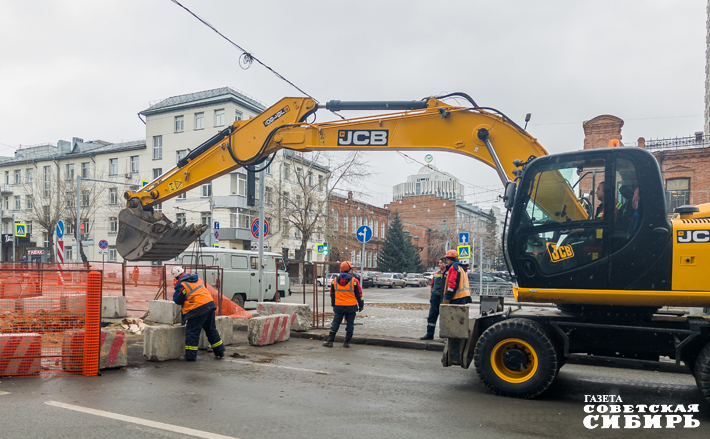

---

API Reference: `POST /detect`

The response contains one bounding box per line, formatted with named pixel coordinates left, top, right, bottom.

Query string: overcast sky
left=0, top=1, right=706, bottom=208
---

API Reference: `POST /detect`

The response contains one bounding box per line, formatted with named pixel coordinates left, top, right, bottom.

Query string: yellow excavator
left=117, top=94, right=710, bottom=401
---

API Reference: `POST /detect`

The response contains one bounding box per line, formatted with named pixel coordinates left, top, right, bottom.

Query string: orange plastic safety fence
left=0, top=268, right=99, bottom=378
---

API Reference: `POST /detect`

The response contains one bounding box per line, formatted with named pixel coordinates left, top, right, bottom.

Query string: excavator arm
left=117, top=95, right=582, bottom=261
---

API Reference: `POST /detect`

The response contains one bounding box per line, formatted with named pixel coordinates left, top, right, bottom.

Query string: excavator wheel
left=693, top=342, right=710, bottom=402
left=473, top=318, right=559, bottom=399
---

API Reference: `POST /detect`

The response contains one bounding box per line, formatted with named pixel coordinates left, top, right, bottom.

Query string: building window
left=374, top=252, right=378, bottom=268
left=230, top=173, right=248, bottom=196
left=369, top=217, right=373, bottom=230
left=26, top=168, right=33, bottom=184
left=14, top=196, right=20, bottom=210
left=374, top=219, right=379, bottom=238
left=25, top=195, right=32, bottom=210
left=14, top=170, right=21, bottom=185
left=153, top=135, right=163, bottom=160
left=108, top=246, right=117, bottom=262
left=666, top=178, right=690, bottom=213
left=343, top=212, right=348, bottom=231
left=194, top=112, right=204, bottom=130
left=381, top=222, right=385, bottom=239
left=153, top=168, right=162, bottom=179
left=109, top=217, right=118, bottom=233
left=109, top=158, right=118, bottom=176
left=65, top=164, right=74, bottom=181
left=307, top=172, right=313, bottom=186
left=130, top=156, right=139, bottom=173
left=109, top=188, right=118, bottom=205
left=318, top=175, right=323, bottom=191
left=265, top=187, right=273, bottom=205
left=4, top=171, right=8, bottom=185
left=201, top=183, right=212, bottom=197
left=177, top=190, right=186, bottom=200
left=81, top=219, right=90, bottom=236
left=201, top=212, right=211, bottom=226
left=306, top=249, right=312, bottom=262
left=332, top=210, right=338, bottom=231
left=176, top=213, right=186, bottom=225
left=295, top=194, right=302, bottom=209
left=176, top=150, right=187, bottom=162
left=81, top=162, right=90, bottom=178
left=214, top=109, right=225, bottom=126
left=283, top=192, right=290, bottom=209
left=283, top=221, right=290, bottom=238
left=66, top=247, right=73, bottom=261
left=283, top=164, right=290, bottom=182
left=26, top=221, right=32, bottom=236
left=282, top=248, right=289, bottom=259
left=352, top=215, right=357, bottom=234
left=294, top=249, right=301, bottom=261
left=230, top=208, right=251, bottom=229
left=235, top=110, right=242, bottom=121
left=265, top=163, right=271, bottom=175
left=367, top=251, right=372, bottom=268
left=174, top=115, right=184, bottom=133
left=43, top=166, right=51, bottom=196
left=81, top=190, right=89, bottom=207
left=65, top=192, right=74, bottom=208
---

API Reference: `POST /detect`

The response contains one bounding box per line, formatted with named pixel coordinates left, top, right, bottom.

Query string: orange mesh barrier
left=204, top=283, right=252, bottom=319
left=83, top=271, right=101, bottom=376
left=0, top=267, right=99, bottom=377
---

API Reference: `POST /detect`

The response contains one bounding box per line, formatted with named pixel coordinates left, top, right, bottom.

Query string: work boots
left=343, top=332, right=353, bottom=348
left=322, top=331, right=336, bottom=348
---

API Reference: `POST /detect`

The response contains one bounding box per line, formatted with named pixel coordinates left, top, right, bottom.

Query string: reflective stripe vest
left=447, top=266, right=471, bottom=300
left=597, top=200, right=623, bottom=219
left=333, top=278, right=358, bottom=306
left=178, top=278, right=213, bottom=315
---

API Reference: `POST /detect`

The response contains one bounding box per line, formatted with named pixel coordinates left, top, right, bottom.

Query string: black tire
left=389, top=284, right=394, bottom=289
left=232, top=294, right=246, bottom=308
left=694, top=342, right=710, bottom=402
left=473, top=318, right=559, bottom=399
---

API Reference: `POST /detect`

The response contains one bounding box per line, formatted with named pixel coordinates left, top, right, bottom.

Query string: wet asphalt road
left=2, top=337, right=710, bottom=439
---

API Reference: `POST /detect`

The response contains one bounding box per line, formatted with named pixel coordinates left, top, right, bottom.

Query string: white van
left=177, top=248, right=291, bottom=307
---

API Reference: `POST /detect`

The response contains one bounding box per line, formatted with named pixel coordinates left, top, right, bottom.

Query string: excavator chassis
left=116, top=207, right=208, bottom=261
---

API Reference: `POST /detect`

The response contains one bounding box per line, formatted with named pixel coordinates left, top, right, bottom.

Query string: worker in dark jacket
left=420, top=258, right=447, bottom=340
left=172, top=266, right=224, bottom=361
left=442, top=249, right=472, bottom=305
left=323, top=261, right=364, bottom=348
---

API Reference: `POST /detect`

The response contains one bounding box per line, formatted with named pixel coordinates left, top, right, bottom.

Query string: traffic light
left=322, top=244, right=328, bottom=256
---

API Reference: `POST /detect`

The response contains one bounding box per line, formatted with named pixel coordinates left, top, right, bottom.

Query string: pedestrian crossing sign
left=15, top=223, right=26, bottom=237
left=457, top=245, right=470, bottom=259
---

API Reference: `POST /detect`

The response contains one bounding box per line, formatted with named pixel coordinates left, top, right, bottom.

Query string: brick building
left=328, top=191, right=389, bottom=270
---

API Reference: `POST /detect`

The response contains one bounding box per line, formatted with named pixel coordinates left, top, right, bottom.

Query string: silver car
left=404, top=273, right=427, bottom=287
left=375, top=272, right=406, bottom=288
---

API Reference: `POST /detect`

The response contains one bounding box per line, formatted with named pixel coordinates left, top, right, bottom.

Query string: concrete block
left=61, top=330, right=84, bottom=373
left=101, top=296, right=127, bottom=319
left=17, top=297, right=56, bottom=314
left=256, top=302, right=312, bottom=331
left=147, top=300, right=181, bottom=324
left=61, top=294, right=85, bottom=315
left=100, top=330, right=127, bottom=369
left=198, top=316, right=234, bottom=349
left=439, top=304, right=470, bottom=339
left=0, top=333, right=41, bottom=377
left=143, top=325, right=185, bottom=361
left=0, top=299, right=16, bottom=314
left=247, top=314, right=291, bottom=346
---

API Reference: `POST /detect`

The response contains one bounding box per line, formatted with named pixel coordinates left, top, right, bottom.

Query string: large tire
left=232, top=294, right=246, bottom=308
left=694, top=342, right=710, bottom=402
left=473, top=318, right=559, bottom=399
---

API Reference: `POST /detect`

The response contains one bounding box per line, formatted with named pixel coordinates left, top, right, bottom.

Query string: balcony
left=644, top=133, right=709, bottom=152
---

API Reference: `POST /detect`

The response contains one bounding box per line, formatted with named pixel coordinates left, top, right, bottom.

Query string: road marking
left=45, top=401, right=239, bottom=439
left=228, top=359, right=329, bottom=375
left=0, top=391, right=9, bottom=395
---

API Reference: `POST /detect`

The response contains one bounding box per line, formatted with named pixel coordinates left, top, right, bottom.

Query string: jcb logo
left=678, top=230, right=710, bottom=243
left=546, top=242, right=574, bottom=262
left=338, top=130, right=389, bottom=146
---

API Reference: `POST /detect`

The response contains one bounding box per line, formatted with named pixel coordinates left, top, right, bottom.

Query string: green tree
left=482, top=208, right=501, bottom=269
left=378, top=212, right=423, bottom=273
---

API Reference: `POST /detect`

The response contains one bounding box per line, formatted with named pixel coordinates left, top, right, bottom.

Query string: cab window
left=198, top=255, right=214, bottom=266
left=250, top=257, right=258, bottom=270
left=610, top=155, right=641, bottom=252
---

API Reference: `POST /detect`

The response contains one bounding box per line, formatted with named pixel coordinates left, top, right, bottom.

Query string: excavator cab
left=508, top=147, right=672, bottom=292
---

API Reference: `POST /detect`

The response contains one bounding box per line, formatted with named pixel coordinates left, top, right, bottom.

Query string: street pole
left=361, top=238, right=366, bottom=271
left=12, top=213, right=15, bottom=262
left=76, top=175, right=81, bottom=263
left=258, top=169, right=265, bottom=302
left=479, top=236, right=483, bottom=292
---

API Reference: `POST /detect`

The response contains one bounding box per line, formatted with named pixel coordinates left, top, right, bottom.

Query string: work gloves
left=358, top=301, right=364, bottom=312
left=442, top=300, right=450, bottom=305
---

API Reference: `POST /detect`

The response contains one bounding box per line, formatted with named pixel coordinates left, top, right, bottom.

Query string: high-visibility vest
left=446, top=266, right=471, bottom=300
left=333, top=277, right=358, bottom=306
left=597, top=200, right=623, bottom=219
left=178, top=278, right=213, bottom=314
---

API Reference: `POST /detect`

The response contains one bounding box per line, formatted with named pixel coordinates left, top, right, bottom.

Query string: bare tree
left=20, top=163, right=64, bottom=262
left=61, top=177, right=112, bottom=266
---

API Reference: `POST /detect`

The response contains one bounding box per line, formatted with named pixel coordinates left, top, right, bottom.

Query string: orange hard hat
left=445, top=249, right=458, bottom=259
left=340, top=261, right=353, bottom=272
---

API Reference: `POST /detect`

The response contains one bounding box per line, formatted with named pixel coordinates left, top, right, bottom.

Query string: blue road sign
left=56, top=220, right=64, bottom=239
left=99, top=239, right=109, bottom=249
left=458, top=232, right=469, bottom=244
left=214, top=221, right=220, bottom=230
left=317, top=244, right=324, bottom=255
left=15, top=224, right=26, bottom=237
left=457, top=245, right=471, bottom=259
left=214, top=230, right=219, bottom=239
left=356, top=225, right=372, bottom=243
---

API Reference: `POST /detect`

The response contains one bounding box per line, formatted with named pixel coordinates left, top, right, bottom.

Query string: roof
left=140, top=87, right=267, bottom=116
left=282, top=149, right=330, bottom=173
left=0, top=139, right=146, bottom=166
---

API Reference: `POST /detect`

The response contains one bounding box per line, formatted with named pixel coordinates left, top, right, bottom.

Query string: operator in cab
left=172, top=266, right=225, bottom=361
left=323, top=261, right=364, bottom=348
left=442, top=250, right=472, bottom=305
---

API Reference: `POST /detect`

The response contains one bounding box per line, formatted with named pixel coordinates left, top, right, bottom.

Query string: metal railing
left=643, top=134, right=709, bottom=151
left=469, top=284, right=514, bottom=297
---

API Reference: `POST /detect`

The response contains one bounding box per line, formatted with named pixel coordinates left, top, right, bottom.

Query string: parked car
left=359, top=271, right=377, bottom=288
left=422, top=272, right=435, bottom=281
left=404, top=273, right=427, bottom=287
left=490, top=271, right=516, bottom=283
left=375, top=272, right=406, bottom=288
left=468, top=271, right=513, bottom=290
left=316, top=273, right=338, bottom=286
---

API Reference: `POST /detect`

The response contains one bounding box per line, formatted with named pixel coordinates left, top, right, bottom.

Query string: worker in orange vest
left=172, top=266, right=224, bottom=361
left=442, top=249, right=472, bottom=305
left=323, top=261, right=364, bottom=348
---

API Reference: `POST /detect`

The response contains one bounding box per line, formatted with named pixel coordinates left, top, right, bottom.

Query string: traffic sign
left=458, top=233, right=469, bottom=244
left=15, top=223, right=26, bottom=237
left=317, top=244, right=324, bottom=255
left=56, top=220, right=65, bottom=239
left=213, top=243, right=220, bottom=248
left=250, top=218, right=269, bottom=239
left=213, top=221, right=219, bottom=230
left=141, top=180, right=150, bottom=187
left=356, top=225, right=372, bottom=243
left=214, top=230, right=219, bottom=239
left=98, top=239, right=109, bottom=250
left=457, top=245, right=471, bottom=258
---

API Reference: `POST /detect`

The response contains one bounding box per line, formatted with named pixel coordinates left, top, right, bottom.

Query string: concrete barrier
left=248, top=314, right=291, bottom=346
left=17, top=297, right=56, bottom=314
left=439, top=304, right=470, bottom=339
left=256, top=302, right=311, bottom=331
left=0, top=333, right=41, bottom=377
left=100, top=330, right=127, bottom=369
left=198, top=316, right=234, bottom=349
left=143, top=325, right=185, bottom=361
left=101, top=296, right=127, bottom=319
left=61, top=331, right=84, bottom=373
left=61, top=294, right=86, bottom=315
left=147, top=300, right=181, bottom=324
left=0, top=299, right=15, bottom=314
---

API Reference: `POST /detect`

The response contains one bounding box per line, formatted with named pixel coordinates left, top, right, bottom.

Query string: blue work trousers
left=185, top=310, right=224, bottom=360
left=331, top=305, right=357, bottom=333
left=426, top=293, right=443, bottom=337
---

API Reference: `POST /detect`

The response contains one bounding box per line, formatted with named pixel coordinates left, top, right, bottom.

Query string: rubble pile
left=0, top=310, right=84, bottom=333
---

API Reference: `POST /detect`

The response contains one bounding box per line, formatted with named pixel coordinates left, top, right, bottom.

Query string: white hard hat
left=172, top=266, right=185, bottom=278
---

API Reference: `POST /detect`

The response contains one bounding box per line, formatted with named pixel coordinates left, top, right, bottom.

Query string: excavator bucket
left=116, top=207, right=208, bottom=261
